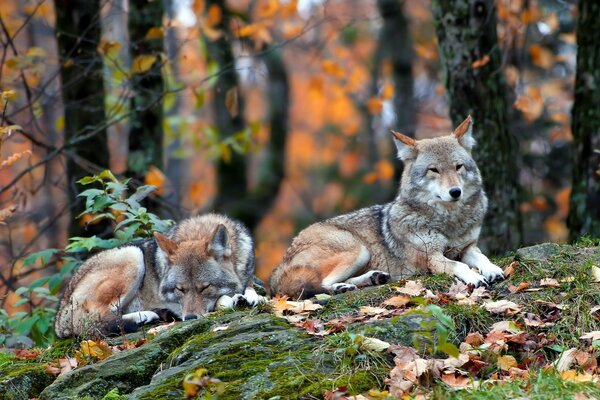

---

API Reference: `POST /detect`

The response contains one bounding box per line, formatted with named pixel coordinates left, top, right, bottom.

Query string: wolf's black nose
left=184, top=315, right=198, bottom=321
left=449, top=188, right=462, bottom=199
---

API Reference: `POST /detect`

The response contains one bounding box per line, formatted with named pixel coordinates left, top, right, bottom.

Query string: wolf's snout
left=449, top=187, right=462, bottom=199
left=183, top=314, right=198, bottom=321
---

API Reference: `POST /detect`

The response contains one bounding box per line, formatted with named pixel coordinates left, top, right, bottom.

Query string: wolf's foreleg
left=217, top=287, right=267, bottom=310
left=461, top=246, right=504, bottom=282
left=428, top=253, right=487, bottom=287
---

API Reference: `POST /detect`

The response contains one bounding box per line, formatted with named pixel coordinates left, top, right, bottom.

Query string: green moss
left=0, top=354, right=55, bottom=400
left=443, top=303, right=497, bottom=342
left=431, top=369, right=600, bottom=400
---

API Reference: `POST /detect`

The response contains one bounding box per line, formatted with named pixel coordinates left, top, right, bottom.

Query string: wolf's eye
left=428, top=168, right=439, bottom=173
left=456, top=164, right=463, bottom=171
left=175, top=286, right=186, bottom=294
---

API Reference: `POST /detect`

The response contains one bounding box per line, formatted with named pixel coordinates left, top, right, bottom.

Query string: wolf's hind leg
left=462, top=246, right=504, bottom=282
left=321, top=245, right=371, bottom=294
left=344, top=270, right=391, bottom=287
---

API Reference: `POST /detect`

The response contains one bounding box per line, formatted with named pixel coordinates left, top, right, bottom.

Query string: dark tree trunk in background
left=378, top=0, right=415, bottom=138
left=206, top=0, right=249, bottom=222
left=127, top=0, right=164, bottom=182
left=432, top=0, right=521, bottom=254
left=375, top=0, right=415, bottom=196
left=206, top=1, right=289, bottom=231
left=54, top=0, right=108, bottom=235
left=568, top=0, right=600, bottom=240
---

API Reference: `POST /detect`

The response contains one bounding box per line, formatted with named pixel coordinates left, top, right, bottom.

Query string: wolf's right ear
left=154, top=232, right=178, bottom=256
left=209, top=224, right=231, bottom=261
left=391, top=130, right=417, bottom=161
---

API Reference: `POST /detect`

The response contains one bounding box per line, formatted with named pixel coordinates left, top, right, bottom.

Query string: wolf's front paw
left=216, top=295, right=234, bottom=309
left=369, top=271, right=391, bottom=286
left=477, top=262, right=504, bottom=282
left=332, top=282, right=358, bottom=294
left=454, top=263, right=488, bottom=287
left=123, top=310, right=160, bottom=326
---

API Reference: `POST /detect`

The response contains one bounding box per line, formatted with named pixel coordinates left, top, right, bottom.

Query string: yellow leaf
left=560, top=370, right=595, bottom=383
left=78, top=340, right=112, bottom=360
left=498, top=355, right=518, bottom=371
left=2, top=89, right=17, bottom=102
left=144, top=165, right=166, bottom=195
left=97, top=39, right=122, bottom=57
left=131, top=55, right=157, bottom=74
left=0, top=150, right=31, bottom=170
left=144, top=27, right=164, bottom=40
left=26, top=47, right=47, bottom=58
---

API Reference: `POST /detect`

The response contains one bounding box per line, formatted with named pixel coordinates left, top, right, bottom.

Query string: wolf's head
left=154, top=225, right=242, bottom=320
left=391, top=115, right=483, bottom=205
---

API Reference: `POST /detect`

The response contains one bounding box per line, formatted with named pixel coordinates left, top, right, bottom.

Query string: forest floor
left=1, top=239, right=600, bottom=399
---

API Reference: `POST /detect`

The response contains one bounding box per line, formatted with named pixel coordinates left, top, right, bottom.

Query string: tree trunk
left=568, top=0, right=600, bottom=240
left=431, top=0, right=521, bottom=253
left=205, top=0, right=249, bottom=223
left=54, top=0, right=109, bottom=236
left=376, top=0, right=415, bottom=195
left=127, top=0, right=164, bottom=182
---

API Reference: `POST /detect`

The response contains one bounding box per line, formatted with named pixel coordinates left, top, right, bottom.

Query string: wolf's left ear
left=209, top=224, right=231, bottom=261
left=154, top=232, right=178, bottom=256
left=453, top=115, right=476, bottom=151
left=391, top=130, right=417, bottom=161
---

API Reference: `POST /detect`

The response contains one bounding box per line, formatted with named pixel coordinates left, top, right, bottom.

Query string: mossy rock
left=129, top=312, right=385, bottom=400
left=0, top=353, right=55, bottom=400
left=39, top=318, right=214, bottom=400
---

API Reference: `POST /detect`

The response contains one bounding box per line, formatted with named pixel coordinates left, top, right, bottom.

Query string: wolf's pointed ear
left=154, top=232, right=178, bottom=256
left=453, top=115, right=476, bottom=151
left=209, top=224, right=231, bottom=261
left=391, top=130, right=417, bottom=161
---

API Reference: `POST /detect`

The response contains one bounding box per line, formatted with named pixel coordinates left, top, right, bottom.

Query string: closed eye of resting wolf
left=269, top=115, right=505, bottom=299
left=54, top=213, right=265, bottom=338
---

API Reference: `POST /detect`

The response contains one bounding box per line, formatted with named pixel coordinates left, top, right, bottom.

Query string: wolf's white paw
left=477, top=262, right=504, bottom=282
left=454, top=262, right=488, bottom=287
left=122, top=310, right=160, bottom=325
left=332, top=283, right=358, bottom=294
left=216, top=295, right=234, bottom=309
left=369, top=271, right=391, bottom=286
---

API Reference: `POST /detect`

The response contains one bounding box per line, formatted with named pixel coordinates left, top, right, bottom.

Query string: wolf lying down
left=270, top=116, right=505, bottom=299
left=55, top=214, right=262, bottom=338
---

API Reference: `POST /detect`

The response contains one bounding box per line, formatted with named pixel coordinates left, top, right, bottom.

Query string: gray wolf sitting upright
left=270, top=116, right=504, bottom=299
left=55, top=213, right=261, bottom=338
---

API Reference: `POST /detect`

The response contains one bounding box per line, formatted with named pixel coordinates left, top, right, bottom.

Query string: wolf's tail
left=270, top=265, right=324, bottom=300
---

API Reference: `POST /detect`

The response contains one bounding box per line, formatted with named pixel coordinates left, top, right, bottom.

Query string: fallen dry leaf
left=539, top=278, right=560, bottom=287
left=554, top=348, right=578, bottom=372
left=484, top=300, right=522, bottom=315
left=560, top=370, right=596, bottom=383
left=440, top=370, right=472, bottom=388
left=498, top=355, right=518, bottom=371
left=490, top=320, right=522, bottom=333
left=592, top=265, right=600, bottom=283
left=382, top=295, right=411, bottom=308
left=395, top=280, right=425, bottom=296
left=359, top=306, right=387, bottom=315
left=580, top=331, right=600, bottom=341
left=508, top=282, right=530, bottom=293
left=77, top=340, right=112, bottom=361
left=362, top=337, right=390, bottom=352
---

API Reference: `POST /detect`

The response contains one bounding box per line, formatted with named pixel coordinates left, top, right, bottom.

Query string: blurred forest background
left=0, top=0, right=599, bottom=344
